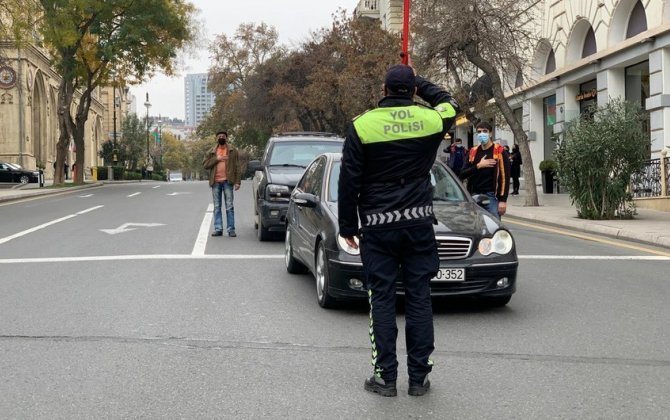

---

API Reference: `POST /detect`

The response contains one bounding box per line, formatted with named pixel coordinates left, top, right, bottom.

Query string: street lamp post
left=157, top=115, right=162, bottom=167
left=112, top=73, right=118, bottom=164
left=144, top=92, right=151, bottom=179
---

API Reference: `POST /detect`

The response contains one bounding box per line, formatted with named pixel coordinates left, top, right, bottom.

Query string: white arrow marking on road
left=127, top=192, right=141, bottom=197
left=78, top=194, right=94, bottom=198
left=167, top=192, right=192, bottom=196
left=99, top=222, right=165, bottom=235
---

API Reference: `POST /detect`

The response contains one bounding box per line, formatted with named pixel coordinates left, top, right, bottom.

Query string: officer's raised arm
left=415, top=76, right=460, bottom=133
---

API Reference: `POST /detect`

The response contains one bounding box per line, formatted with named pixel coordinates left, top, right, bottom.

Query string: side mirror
left=292, top=192, right=318, bottom=208
left=472, top=194, right=491, bottom=208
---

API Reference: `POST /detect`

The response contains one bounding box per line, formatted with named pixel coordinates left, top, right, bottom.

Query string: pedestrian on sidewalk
left=459, top=121, right=511, bottom=219
left=338, top=63, right=459, bottom=397
left=447, top=138, right=467, bottom=176
left=510, top=144, right=522, bottom=195
left=203, top=131, right=241, bottom=237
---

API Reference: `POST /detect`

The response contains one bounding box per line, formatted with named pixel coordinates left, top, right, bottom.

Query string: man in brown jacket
left=203, top=131, right=242, bottom=237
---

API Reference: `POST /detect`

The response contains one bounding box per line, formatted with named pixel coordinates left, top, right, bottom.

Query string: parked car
left=0, top=161, right=39, bottom=184
left=285, top=152, right=518, bottom=308
left=249, top=132, right=344, bottom=241
left=168, top=171, right=183, bottom=182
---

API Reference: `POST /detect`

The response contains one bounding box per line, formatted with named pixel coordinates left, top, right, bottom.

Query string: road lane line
left=153, top=186, right=161, bottom=189
left=505, top=218, right=670, bottom=257
left=192, top=204, right=214, bottom=256
left=0, top=255, right=285, bottom=263
left=0, top=205, right=105, bottom=245
left=76, top=205, right=104, bottom=215
left=0, top=254, right=668, bottom=264
left=127, top=192, right=141, bottom=197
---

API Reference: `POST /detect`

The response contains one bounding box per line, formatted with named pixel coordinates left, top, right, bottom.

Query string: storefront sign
left=576, top=88, right=597, bottom=102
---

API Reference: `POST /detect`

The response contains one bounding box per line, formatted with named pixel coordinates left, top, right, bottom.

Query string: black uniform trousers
left=360, top=221, right=438, bottom=383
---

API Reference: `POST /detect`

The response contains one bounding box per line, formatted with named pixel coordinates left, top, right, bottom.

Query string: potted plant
left=539, top=159, right=558, bottom=193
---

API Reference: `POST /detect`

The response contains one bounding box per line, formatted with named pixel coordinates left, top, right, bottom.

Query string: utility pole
left=144, top=92, right=152, bottom=178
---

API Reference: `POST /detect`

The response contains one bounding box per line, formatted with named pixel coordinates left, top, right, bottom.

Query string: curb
left=504, top=212, right=670, bottom=250
left=0, top=182, right=104, bottom=203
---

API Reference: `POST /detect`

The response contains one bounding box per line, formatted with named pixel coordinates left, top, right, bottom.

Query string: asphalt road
left=1, top=181, right=668, bottom=418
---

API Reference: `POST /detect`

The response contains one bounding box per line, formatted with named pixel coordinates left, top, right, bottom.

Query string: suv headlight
left=478, top=230, right=513, bottom=256
left=265, top=184, right=290, bottom=201
left=337, top=234, right=360, bottom=256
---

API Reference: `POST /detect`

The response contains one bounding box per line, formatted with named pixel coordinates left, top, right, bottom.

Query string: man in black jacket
left=338, top=64, right=458, bottom=397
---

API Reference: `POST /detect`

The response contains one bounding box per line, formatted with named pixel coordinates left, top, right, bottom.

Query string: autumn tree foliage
left=38, top=0, right=197, bottom=184
left=204, top=12, right=399, bottom=156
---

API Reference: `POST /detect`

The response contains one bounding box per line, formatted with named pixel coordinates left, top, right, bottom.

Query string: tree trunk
left=73, top=86, right=93, bottom=184
left=54, top=77, right=75, bottom=186
left=462, top=43, right=539, bottom=206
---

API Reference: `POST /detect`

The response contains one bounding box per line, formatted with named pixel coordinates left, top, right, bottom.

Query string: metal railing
left=631, top=150, right=669, bottom=199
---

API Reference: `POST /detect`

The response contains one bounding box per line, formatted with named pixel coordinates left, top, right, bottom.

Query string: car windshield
left=327, top=161, right=466, bottom=203
left=269, top=141, right=343, bottom=167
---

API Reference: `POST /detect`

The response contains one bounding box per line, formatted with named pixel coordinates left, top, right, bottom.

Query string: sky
left=129, top=0, right=360, bottom=121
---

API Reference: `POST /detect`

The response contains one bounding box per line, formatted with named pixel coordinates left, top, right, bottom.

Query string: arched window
left=545, top=49, right=556, bottom=74
left=626, top=0, right=648, bottom=38
left=582, top=27, right=597, bottom=58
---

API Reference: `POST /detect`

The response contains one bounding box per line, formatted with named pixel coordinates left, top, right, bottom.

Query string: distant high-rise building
left=184, top=73, right=215, bottom=127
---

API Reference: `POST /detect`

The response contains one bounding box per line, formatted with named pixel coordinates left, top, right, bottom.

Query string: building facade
left=184, top=73, right=215, bottom=127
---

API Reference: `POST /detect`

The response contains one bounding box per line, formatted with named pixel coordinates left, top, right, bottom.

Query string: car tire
left=480, top=295, right=512, bottom=307
left=315, top=242, right=337, bottom=308
left=285, top=228, right=307, bottom=274
left=19, top=175, right=29, bottom=184
left=257, top=216, right=271, bottom=241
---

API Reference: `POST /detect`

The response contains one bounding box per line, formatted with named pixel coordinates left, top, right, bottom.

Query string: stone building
left=0, top=40, right=115, bottom=179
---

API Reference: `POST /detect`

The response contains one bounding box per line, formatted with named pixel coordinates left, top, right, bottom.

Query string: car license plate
left=432, top=268, right=465, bottom=282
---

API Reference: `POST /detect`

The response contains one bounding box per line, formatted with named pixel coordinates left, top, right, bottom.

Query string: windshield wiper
left=269, top=164, right=306, bottom=168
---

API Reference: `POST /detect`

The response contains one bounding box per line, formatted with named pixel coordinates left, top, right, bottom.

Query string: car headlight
left=337, top=234, right=360, bottom=256
left=265, top=184, right=290, bottom=201
left=478, top=229, right=513, bottom=256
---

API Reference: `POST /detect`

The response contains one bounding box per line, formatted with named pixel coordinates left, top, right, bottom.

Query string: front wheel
left=315, top=243, right=337, bottom=308
left=19, top=175, right=29, bottom=184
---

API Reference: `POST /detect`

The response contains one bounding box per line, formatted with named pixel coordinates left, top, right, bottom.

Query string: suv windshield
left=268, top=141, right=343, bottom=167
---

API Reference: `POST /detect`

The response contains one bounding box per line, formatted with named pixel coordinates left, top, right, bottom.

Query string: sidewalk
left=2, top=180, right=669, bottom=249
left=505, top=188, right=670, bottom=249
left=0, top=180, right=104, bottom=202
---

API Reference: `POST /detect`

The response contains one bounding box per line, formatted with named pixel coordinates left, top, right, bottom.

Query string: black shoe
left=211, top=231, right=223, bottom=237
left=228, top=231, right=237, bottom=237
left=408, top=377, right=431, bottom=396
left=364, top=375, right=397, bottom=397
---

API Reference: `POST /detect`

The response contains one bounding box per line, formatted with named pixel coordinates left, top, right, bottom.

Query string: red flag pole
left=401, top=0, right=411, bottom=64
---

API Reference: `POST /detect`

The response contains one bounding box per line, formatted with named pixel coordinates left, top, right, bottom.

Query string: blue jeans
left=212, top=181, right=235, bottom=233
left=485, top=192, right=500, bottom=219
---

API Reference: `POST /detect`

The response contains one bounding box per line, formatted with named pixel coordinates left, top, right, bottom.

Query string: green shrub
left=124, top=171, right=142, bottom=180
left=556, top=99, right=648, bottom=220
left=539, top=159, right=558, bottom=172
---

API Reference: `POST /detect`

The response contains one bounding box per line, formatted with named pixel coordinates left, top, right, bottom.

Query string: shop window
left=626, top=1, right=647, bottom=39
left=578, top=79, right=598, bottom=119
left=625, top=61, right=651, bottom=156
left=543, top=95, right=556, bottom=160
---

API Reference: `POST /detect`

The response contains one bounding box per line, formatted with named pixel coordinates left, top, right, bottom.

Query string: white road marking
left=127, top=192, right=141, bottom=197
left=192, top=204, right=213, bottom=256
left=99, top=222, right=165, bottom=235
left=167, top=192, right=191, bottom=196
left=519, top=255, right=670, bottom=261
left=0, top=206, right=104, bottom=245
left=0, top=254, right=668, bottom=264
left=78, top=194, right=94, bottom=198
left=0, top=255, right=285, bottom=263
left=152, top=186, right=161, bottom=189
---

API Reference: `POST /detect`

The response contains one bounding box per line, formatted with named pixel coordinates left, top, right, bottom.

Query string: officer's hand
left=498, top=201, right=507, bottom=216
left=477, top=158, right=497, bottom=169
left=341, top=235, right=359, bottom=250
left=234, top=183, right=240, bottom=191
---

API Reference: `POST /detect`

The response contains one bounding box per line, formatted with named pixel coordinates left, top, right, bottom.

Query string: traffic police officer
left=338, top=64, right=458, bottom=397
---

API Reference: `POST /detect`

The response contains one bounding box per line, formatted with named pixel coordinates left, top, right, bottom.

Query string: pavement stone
left=1, top=181, right=669, bottom=250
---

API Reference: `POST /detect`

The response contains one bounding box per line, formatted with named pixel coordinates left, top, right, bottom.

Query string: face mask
left=218, top=138, right=227, bottom=146
left=477, top=132, right=489, bottom=144
left=456, top=144, right=463, bottom=148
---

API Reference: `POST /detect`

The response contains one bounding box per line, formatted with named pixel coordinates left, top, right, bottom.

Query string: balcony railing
left=355, top=0, right=380, bottom=18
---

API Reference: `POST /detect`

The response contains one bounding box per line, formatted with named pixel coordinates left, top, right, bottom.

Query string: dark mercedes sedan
left=285, top=152, right=518, bottom=308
